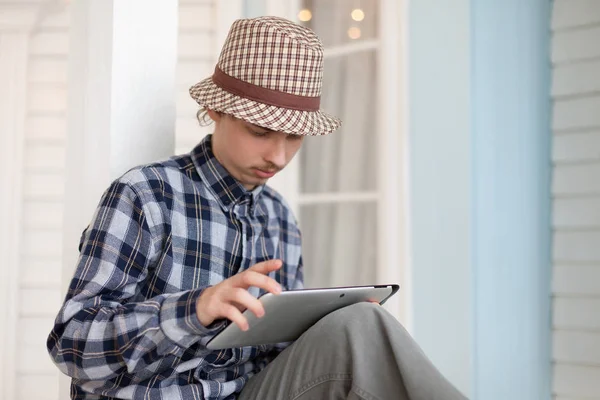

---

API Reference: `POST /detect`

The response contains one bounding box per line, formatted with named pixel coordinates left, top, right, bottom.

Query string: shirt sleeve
left=46, top=179, right=225, bottom=382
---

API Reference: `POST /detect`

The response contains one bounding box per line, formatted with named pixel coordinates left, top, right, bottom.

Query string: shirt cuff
left=159, top=288, right=226, bottom=349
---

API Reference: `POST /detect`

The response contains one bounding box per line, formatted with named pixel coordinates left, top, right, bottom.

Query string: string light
left=351, top=8, right=365, bottom=22
left=347, top=27, right=361, bottom=40
left=298, top=9, right=312, bottom=22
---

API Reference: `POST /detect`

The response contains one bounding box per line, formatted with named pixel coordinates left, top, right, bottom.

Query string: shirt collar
left=191, top=135, right=264, bottom=212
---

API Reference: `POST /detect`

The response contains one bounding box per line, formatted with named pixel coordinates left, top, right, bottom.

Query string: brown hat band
left=212, top=66, right=321, bottom=112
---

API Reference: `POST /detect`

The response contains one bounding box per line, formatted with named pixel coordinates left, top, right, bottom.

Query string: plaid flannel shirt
left=47, top=135, right=304, bottom=400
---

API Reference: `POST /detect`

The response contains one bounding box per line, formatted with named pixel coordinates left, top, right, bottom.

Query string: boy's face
left=208, top=110, right=304, bottom=190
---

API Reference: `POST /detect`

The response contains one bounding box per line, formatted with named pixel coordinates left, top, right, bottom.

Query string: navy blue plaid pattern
left=47, top=135, right=303, bottom=399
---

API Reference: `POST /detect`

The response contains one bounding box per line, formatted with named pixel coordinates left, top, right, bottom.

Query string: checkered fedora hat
left=189, top=16, right=341, bottom=136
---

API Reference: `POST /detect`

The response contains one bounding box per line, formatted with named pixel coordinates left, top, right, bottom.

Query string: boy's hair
left=196, top=109, right=247, bottom=128
left=196, top=108, right=213, bottom=127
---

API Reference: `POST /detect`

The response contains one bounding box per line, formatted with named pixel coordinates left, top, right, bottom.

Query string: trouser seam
left=351, top=384, right=381, bottom=400
left=289, top=373, right=353, bottom=400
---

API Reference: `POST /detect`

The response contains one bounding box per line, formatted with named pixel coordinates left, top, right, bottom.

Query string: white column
left=0, top=4, right=40, bottom=399
left=60, top=1, right=178, bottom=397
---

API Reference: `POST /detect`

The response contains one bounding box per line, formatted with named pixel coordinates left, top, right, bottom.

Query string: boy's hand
left=196, top=259, right=283, bottom=331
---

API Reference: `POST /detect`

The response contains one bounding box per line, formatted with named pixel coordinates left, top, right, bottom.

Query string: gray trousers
left=239, top=303, right=468, bottom=400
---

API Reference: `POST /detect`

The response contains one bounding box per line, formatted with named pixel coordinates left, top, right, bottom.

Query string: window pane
left=300, top=50, right=378, bottom=193
left=299, top=0, right=379, bottom=47
left=299, top=203, right=378, bottom=288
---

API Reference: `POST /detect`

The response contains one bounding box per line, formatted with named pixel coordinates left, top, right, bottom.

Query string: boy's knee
left=340, top=301, right=387, bottom=317
left=320, top=302, right=385, bottom=330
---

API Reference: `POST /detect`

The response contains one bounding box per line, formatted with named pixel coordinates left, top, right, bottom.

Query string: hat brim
left=189, top=77, right=341, bottom=136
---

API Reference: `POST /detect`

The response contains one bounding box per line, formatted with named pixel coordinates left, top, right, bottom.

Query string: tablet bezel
left=205, top=284, right=400, bottom=350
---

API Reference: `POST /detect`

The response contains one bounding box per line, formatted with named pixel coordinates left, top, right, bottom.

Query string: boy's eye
left=252, top=131, right=268, bottom=137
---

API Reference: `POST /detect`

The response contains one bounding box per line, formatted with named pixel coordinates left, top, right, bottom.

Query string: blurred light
left=348, top=27, right=361, bottom=40
left=351, top=8, right=365, bottom=22
left=298, top=9, right=312, bottom=22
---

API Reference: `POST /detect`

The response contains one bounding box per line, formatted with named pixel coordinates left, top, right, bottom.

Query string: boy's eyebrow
left=245, top=122, right=274, bottom=133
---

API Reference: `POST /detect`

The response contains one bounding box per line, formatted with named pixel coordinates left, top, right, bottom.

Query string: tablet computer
left=206, top=284, right=399, bottom=350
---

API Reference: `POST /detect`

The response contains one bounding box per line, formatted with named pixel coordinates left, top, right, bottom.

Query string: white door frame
left=376, top=0, right=410, bottom=326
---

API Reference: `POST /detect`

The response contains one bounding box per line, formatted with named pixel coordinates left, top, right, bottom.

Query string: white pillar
left=0, top=4, right=40, bottom=399
left=61, top=1, right=178, bottom=397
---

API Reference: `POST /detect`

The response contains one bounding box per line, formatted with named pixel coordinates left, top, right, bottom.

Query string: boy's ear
left=206, top=109, right=222, bottom=123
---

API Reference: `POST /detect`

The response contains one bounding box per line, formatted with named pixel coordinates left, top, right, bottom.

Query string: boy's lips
left=253, top=168, right=277, bottom=179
